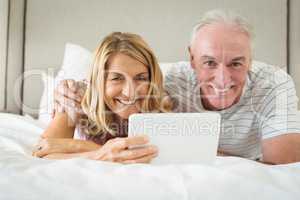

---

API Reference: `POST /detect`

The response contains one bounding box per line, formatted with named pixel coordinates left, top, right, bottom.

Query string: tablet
left=128, top=112, right=221, bottom=165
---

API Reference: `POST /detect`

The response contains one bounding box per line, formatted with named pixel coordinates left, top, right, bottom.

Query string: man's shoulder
left=243, top=61, right=298, bottom=115
left=164, top=61, right=195, bottom=82
left=163, top=61, right=199, bottom=110
left=249, top=61, right=294, bottom=88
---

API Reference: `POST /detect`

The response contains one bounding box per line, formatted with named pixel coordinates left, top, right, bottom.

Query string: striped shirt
left=164, top=61, right=300, bottom=160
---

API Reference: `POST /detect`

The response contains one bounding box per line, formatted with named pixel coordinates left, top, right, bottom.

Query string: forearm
left=262, top=133, right=300, bottom=164
left=43, top=151, right=93, bottom=160
left=68, top=139, right=101, bottom=153
left=42, top=113, right=75, bottom=138
left=33, top=138, right=102, bottom=158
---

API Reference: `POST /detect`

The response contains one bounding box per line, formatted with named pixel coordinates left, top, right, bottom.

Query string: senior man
left=53, top=10, right=300, bottom=164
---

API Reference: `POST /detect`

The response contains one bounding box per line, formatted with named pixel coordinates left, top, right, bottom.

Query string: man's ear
left=188, top=46, right=195, bottom=69
left=247, top=55, right=252, bottom=70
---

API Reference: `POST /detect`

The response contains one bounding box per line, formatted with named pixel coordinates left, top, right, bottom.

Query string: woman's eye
left=135, top=76, right=149, bottom=81
left=110, top=76, right=123, bottom=81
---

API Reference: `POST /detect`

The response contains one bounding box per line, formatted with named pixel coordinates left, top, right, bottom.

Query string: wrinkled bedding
left=0, top=113, right=299, bottom=200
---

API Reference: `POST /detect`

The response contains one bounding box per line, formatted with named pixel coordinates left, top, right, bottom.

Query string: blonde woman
left=33, top=32, right=171, bottom=164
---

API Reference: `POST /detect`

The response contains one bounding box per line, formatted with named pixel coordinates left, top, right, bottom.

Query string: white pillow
left=38, top=43, right=92, bottom=125
left=38, top=74, right=55, bottom=125
left=56, top=43, right=92, bottom=81
left=38, top=43, right=178, bottom=126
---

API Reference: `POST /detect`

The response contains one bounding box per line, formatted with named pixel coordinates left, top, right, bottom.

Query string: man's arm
left=262, top=133, right=300, bottom=164
left=258, top=70, right=300, bottom=165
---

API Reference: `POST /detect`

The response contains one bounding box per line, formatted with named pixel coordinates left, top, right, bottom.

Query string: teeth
left=118, top=99, right=137, bottom=105
left=212, top=84, right=234, bottom=95
left=215, top=88, right=230, bottom=93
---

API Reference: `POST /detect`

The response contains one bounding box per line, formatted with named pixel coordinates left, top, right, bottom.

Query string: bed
left=1, top=112, right=300, bottom=200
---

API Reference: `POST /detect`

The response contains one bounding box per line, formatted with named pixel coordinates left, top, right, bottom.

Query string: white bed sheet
left=0, top=113, right=299, bottom=200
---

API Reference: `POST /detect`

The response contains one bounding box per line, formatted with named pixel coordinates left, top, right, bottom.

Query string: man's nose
left=214, top=64, right=232, bottom=88
left=122, top=80, right=136, bottom=100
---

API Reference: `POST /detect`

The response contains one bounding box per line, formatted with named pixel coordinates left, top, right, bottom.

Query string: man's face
left=189, top=23, right=252, bottom=110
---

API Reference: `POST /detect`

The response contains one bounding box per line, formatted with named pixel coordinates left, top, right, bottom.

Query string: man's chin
left=216, top=104, right=232, bottom=110
left=204, top=98, right=237, bottom=111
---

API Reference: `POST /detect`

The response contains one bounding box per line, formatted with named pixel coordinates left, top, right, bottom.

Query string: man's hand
left=53, top=79, right=87, bottom=123
left=88, top=135, right=158, bottom=164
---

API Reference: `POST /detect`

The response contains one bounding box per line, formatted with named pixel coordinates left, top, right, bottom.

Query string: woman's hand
left=32, top=138, right=73, bottom=157
left=88, top=135, right=158, bottom=164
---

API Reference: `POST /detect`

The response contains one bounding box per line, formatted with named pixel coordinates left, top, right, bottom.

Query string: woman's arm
left=33, top=112, right=101, bottom=157
left=42, top=136, right=158, bottom=164
left=32, top=138, right=101, bottom=157
left=42, top=151, right=94, bottom=160
left=59, top=138, right=101, bottom=152
left=41, top=112, right=76, bottom=138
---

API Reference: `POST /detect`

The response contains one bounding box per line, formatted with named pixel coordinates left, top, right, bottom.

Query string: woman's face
left=104, top=53, right=150, bottom=119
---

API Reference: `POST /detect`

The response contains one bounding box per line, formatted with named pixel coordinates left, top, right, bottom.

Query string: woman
left=32, top=32, right=172, bottom=164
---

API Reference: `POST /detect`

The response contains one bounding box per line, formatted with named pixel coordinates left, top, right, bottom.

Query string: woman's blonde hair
left=81, top=32, right=172, bottom=136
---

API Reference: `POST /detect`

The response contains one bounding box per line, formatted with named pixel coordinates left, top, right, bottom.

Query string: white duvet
left=0, top=113, right=299, bottom=200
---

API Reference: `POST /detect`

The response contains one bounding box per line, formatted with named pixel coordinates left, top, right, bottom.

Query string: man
left=54, top=10, right=300, bottom=164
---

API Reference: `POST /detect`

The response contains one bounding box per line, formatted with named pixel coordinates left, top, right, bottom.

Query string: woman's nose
left=122, top=81, right=136, bottom=100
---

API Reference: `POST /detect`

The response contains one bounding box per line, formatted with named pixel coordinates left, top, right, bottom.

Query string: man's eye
left=203, top=60, right=217, bottom=68
left=231, top=62, right=242, bottom=68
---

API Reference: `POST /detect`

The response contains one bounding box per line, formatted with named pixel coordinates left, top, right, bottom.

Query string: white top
left=164, top=61, right=300, bottom=160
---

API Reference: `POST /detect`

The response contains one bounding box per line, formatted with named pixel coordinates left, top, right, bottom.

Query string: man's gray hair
left=190, top=9, right=254, bottom=45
